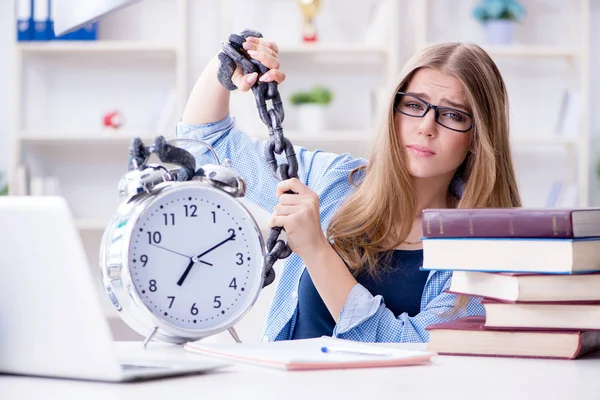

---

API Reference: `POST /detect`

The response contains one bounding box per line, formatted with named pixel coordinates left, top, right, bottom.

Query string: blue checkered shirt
left=176, top=113, right=485, bottom=343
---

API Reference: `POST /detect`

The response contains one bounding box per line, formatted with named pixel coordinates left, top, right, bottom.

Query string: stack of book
left=420, top=207, right=600, bottom=359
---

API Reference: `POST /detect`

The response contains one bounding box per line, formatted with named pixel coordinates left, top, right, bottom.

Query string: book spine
left=422, top=210, right=574, bottom=238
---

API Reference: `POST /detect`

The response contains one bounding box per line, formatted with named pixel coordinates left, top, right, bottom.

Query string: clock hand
left=177, top=231, right=236, bottom=287
left=149, top=243, right=213, bottom=266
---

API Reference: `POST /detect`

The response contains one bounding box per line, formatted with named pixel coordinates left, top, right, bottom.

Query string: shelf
left=278, top=43, right=387, bottom=57
left=17, top=41, right=180, bottom=55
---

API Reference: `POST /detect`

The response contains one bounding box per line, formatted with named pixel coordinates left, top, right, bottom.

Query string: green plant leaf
left=290, top=85, right=333, bottom=105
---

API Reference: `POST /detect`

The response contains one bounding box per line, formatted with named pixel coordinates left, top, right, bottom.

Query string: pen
left=320, top=345, right=395, bottom=357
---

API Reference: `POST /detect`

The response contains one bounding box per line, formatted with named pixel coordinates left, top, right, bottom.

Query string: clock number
left=167, top=296, right=175, bottom=308
left=184, top=205, right=197, bottom=217
left=149, top=279, right=157, bottom=292
left=229, top=278, right=237, bottom=290
left=236, top=253, right=243, bottom=265
left=211, top=211, right=216, bottom=223
left=213, top=296, right=222, bottom=309
left=147, top=231, right=161, bottom=244
left=190, top=303, right=198, bottom=315
left=228, top=228, right=236, bottom=239
left=163, top=213, right=175, bottom=226
left=140, top=254, right=148, bottom=267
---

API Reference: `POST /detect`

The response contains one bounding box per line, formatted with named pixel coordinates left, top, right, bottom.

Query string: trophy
left=298, top=0, right=321, bottom=42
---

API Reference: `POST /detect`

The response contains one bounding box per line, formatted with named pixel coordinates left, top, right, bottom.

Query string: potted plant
left=473, top=0, right=526, bottom=45
left=290, top=85, right=333, bottom=135
left=0, top=172, right=8, bottom=196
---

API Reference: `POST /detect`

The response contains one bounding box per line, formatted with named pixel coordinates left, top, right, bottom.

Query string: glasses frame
left=394, top=92, right=473, bottom=133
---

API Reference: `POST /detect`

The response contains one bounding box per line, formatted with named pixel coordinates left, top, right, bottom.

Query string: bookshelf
left=413, top=0, right=591, bottom=208
left=9, top=0, right=189, bottom=325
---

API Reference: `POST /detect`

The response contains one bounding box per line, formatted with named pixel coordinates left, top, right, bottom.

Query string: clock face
left=127, top=184, right=265, bottom=332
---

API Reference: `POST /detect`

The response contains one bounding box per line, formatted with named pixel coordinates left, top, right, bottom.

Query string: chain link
left=219, top=29, right=299, bottom=288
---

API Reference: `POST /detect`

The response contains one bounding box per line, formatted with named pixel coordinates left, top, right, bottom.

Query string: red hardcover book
left=422, top=208, right=600, bottom=238
left=426, top=316, right=600, bottom=360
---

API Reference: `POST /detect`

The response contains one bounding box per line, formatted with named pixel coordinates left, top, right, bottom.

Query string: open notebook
left=184, top=337, right=435, bottom=371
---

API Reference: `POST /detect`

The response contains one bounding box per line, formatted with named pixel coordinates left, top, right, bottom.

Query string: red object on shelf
left=103, top=111, right=124, bottom=129
left=302, top=32, right=318, bottom=42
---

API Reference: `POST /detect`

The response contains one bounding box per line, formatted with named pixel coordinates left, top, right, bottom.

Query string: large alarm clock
left=99, top=138, right=267, bottom=345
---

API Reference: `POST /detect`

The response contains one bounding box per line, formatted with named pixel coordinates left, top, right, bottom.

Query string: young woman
left=177, top=37, right=521, bottom=343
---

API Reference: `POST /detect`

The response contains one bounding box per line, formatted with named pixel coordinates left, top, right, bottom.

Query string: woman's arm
left=181, top=54, right=232, bottom=125
left=332, top=272, right=485, bottom=342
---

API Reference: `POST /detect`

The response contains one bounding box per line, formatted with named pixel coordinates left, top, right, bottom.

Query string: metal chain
left=218, top=29, right=299, bottom=288
left=128, top=136, right=197, bottom=181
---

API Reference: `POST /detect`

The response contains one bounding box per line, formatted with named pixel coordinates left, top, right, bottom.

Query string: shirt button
left=292, top=291, right=298, bottom=300
left=262, top=335, right=270, bottom=342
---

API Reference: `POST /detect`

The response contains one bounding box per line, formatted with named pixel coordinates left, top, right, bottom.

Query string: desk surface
left=2, top=342, right=600, bottom=400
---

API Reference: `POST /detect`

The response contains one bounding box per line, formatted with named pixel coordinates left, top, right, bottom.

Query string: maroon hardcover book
left=422, top=208, right=600, bottom=238
left=426, top=316, right=600, bottom=359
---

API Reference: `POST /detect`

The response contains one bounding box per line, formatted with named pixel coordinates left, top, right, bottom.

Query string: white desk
left=2, top=342, right=600, bottom=400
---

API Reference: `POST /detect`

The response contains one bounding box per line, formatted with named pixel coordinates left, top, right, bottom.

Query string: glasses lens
left=437, top=108, right=472, bottom=132
left=396, top=94, right=427, bottom=117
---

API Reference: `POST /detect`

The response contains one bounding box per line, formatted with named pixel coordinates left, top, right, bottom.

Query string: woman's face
left=395, top=68, right=472, bottom=180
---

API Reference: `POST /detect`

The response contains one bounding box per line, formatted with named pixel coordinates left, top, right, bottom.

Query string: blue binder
left=16, top=0, right=33, bottom=41
left=54, top=21, right=98, bottom=41
left=32, top=0, right=52, bottom=41
left=47, top=0, right=55, bottom=40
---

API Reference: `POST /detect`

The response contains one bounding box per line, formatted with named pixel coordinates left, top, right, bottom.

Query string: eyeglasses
left=394, top=92, right=473, bottom=133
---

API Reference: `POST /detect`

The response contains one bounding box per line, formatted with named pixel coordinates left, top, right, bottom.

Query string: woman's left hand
left=269, top=178, right=329, bottom=259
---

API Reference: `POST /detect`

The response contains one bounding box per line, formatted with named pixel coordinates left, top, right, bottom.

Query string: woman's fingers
left=231, top=65, right=257, bottom=92
left=239, top=37, right=283, bottom=82
left=276, top=178, right=313, bottom=197
left=273, top=204, right=302, bottom=216
left=243, top=41, right=278, bottom=59
left=246, top=49, right=280, bottom=70
left=259, top=69, right=286, bottom=84
left=268, top=215, right=288, bottom=229
left=277, top=194, right=314, bottom=206
left=244, top=36, right=279, bottom=54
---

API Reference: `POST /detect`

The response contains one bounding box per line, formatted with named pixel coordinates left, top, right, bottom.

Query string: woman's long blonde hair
left=326, top=42, right=522, bottom=277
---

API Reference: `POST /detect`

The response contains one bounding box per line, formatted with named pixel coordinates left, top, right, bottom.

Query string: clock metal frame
left=99, top=180, right=267, bottom=344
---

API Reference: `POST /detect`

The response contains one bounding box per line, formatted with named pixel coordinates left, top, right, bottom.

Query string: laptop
left=0, top=196, right=230, bottom=382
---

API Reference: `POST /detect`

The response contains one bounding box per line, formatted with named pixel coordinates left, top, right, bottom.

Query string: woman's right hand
left=231, top=36, right=286, bottom=92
